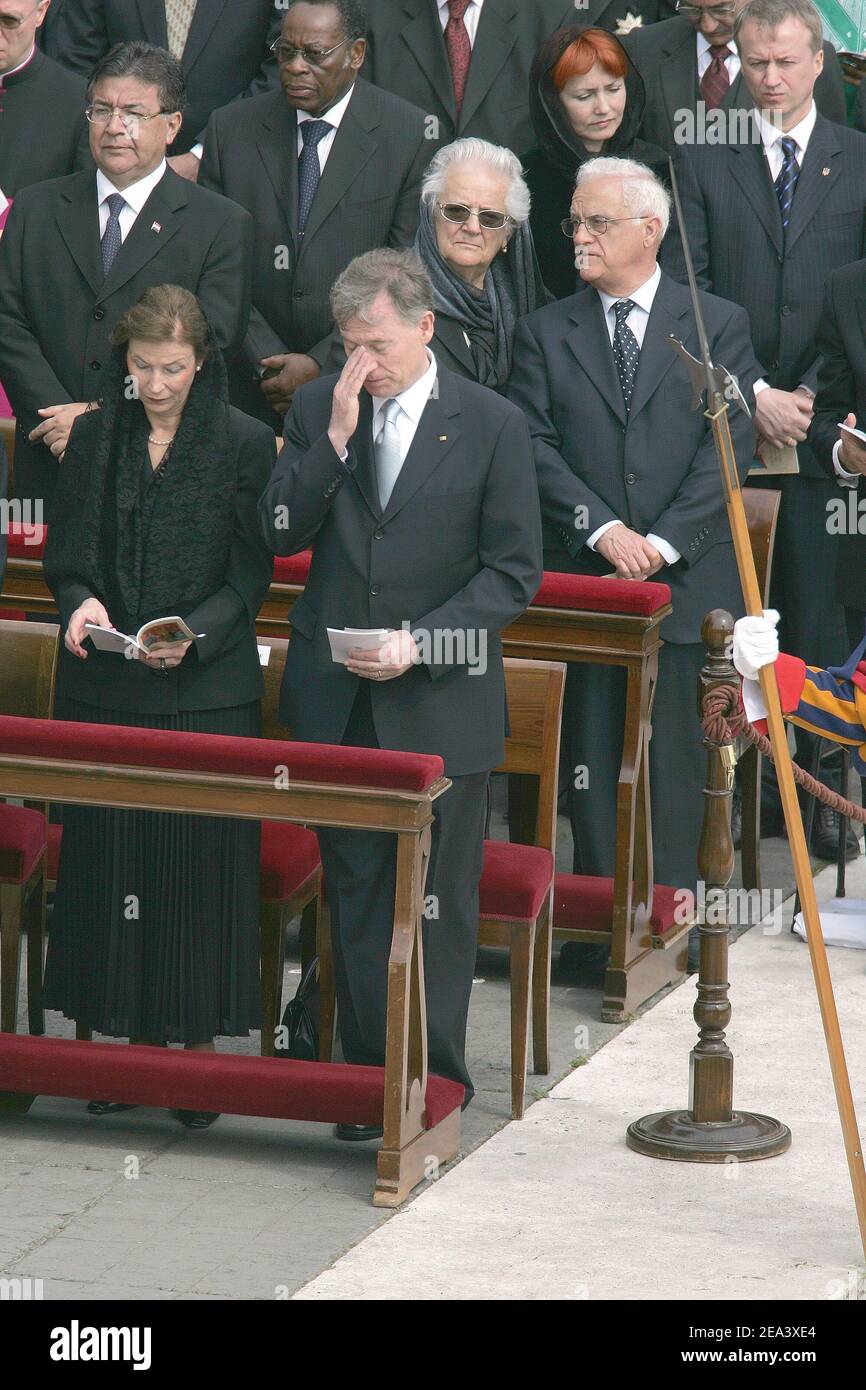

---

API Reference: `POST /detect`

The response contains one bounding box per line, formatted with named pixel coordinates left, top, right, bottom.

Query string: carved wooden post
left=626, top=610, right=791, bottom=1161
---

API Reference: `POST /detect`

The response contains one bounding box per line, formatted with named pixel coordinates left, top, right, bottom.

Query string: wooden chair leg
left=0, top=882, right=23, bottom=1034
left=531, top=904, right=552, bottom=1076
left=508, top=922, right=535, bottom=1120
left=259, top=898, right=286, bottom=1058
left=317, top=890, right=336, bottom=1064
left=25, top=865, right=46, bottom=1036
left=299, top=891, right=318, bottom=975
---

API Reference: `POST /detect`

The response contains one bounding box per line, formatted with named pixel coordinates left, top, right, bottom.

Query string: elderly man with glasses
left=0, top=39, right=253, bottom=505
left=198, top=0, right=430, bottom=427
left=622, top=0, right=845, bottom=155
left=509, top=156, right=759, bottom=968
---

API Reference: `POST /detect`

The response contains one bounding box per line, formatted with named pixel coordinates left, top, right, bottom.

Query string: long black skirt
left=43, top=699, right=262, bottom=1044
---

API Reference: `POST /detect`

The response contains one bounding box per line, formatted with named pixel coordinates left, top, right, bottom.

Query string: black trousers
left=315, top=684, right=487, bottom=1098
left=563, top=640, right=707, bottom=894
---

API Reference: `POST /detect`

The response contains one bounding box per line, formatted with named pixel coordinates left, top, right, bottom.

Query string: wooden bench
left=0, top=713, right=459, bottom=1207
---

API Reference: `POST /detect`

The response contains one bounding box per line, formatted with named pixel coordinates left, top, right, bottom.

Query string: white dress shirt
left=752, top=102, right=818, bottom=399
left=438, top=0, right=483, bottom=45
left=695, top=30, right=741, bottom=85
left=296, top=81, right=355, bottom=172
left=588, top=265, right=681, bottom=567
left=96, top=160, right=168, bottom=241
left=337, top=350, right=438, bottom=466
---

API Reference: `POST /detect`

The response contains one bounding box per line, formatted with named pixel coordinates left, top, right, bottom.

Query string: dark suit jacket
left=259, top=363, right=544, bottom=775
left=808, top=260, right=866, bottom=612
left=361, top=0, right=607, bottom=156
left=198, top=80, right=429, bottom=425
left=676, top=113, right=866, bottom=478
left=508, top=272, right=759, bottom=643
left=45, top=403, right=275, bottom=713
left=49, top=0, right=282, bottom=153
left=0, top=435, right=7, bottom=588
left=0, top=49, right=91, bottom=197
left=623, top=16, right=846, bottom=155
left=0, top=167, right=253, bottom=503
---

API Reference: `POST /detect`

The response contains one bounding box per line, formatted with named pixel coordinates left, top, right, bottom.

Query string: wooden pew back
left=0, top=620, right=58, bottom=720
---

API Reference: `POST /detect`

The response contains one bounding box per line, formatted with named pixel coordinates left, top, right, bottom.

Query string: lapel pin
left=821, top=167, right=830, bottom=176
left=439, top=434, right=447, bottom=441
left=151, top=220, right=162, bottom=233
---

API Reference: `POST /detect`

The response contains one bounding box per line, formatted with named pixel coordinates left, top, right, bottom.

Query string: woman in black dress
left=43, top=284, right=275, bottom=1128
left=523, top=25, right=674, bottom=301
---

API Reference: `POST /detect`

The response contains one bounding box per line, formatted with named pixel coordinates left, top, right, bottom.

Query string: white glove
left=732, top=610, right=780, bottom=680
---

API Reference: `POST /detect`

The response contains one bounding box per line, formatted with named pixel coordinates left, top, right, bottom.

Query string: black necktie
left=612, top=299, right=640, bottom=414
left=297, top=119, right=331, bottom=233
left=774, top=135, right=800, bottom=233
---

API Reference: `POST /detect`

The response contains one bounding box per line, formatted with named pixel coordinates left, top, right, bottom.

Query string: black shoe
left=809, top=805, right=860, bottom=862
left=173, top=1110, right=220, bottom=1129
left=334, top=1123, right=384, bottom=1142
left=559, top=940, right=609, bottom=976
left=86, top=1100, right=138, bottom=1115
left=730, top=789, right=742, bottom=851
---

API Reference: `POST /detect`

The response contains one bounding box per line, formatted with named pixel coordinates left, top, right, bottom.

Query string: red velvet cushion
left=0, top=716, right=443, bottom=793
left=260, top=821, right=320, bottom=901
left=0, top=804, right=46, bottom=883
left=273, top=551, right=312, bottom=586
left=0, top=1034, right=464, bottom=1128
left=534, top=572, right=671, bottom=616
left=6, top=523, right=47, bottom=560
left=553, top=873, right=682, bottom=936
left=47, top=823, right=62, bottom=881
left=479, top=839, right=554, bottom=922
left=0, top=611, right=27, bottom=621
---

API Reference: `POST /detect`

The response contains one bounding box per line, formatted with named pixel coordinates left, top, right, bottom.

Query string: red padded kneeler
left=273, top=550, right=313, bottom=585
left=6, top=523, right=47, bottom=560
left=0, top=1035, right=464, bottom=1128
left=554, top=873, right=683, bottom=937
left=534, top=572, right=671, bottom=615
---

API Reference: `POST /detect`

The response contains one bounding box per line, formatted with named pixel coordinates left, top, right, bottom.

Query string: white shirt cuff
left=587, top=519, right=620, bottom=551
left=646, top=533, right=680, bottom=566
left=754, top=379, right=769, bottom=395
left=189, top=143, right=204, bottom=161
left=742, top=675, right=767, bottom=724
left=833, top=438, right=860, bottom=486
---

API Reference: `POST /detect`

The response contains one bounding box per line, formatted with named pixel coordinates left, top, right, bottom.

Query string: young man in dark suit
left=509, top=157, right=758, bottom=920
left=48, top=0, right=282, bottom=174
left=0, top=0, right=91, bottom=196
left=198, top=0, right=429, bottom=427
left=622, top=0, right=845, bottom=156
left=259, top=248, right=543, bottom=1126
left=676, top=0, right=866, bottom=855
left=0, top=41, right=253, bottom=506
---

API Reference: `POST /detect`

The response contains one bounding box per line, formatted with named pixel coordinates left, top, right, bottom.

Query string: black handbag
left=276, top=956, right=320, bottom=1061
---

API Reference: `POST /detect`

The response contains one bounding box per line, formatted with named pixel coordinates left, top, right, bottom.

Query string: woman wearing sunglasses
left=523, top=25, right=673, bottom=301
left=414, top=138, right=549, bottom=394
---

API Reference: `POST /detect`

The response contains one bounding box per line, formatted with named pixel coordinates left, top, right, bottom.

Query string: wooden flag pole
left=664, top=158, right=866, bottom=1257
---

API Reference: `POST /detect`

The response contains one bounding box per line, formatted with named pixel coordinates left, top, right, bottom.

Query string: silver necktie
left=374, top=398, right=403, bottom=510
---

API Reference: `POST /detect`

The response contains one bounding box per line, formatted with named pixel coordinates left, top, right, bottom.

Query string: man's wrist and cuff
left=587, top=519, right=679, bottom=566
left=833, top=438, right=860, bottom=485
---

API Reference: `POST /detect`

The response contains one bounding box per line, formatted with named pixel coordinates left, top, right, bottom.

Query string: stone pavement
left=294, top=857, right=866, bottom=1302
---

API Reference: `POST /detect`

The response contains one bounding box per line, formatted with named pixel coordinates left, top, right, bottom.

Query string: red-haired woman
left=523, top=26, right=673, bottom=300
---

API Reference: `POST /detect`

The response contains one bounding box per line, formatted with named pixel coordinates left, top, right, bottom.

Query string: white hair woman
left=414, top=137, right=548, bottom=392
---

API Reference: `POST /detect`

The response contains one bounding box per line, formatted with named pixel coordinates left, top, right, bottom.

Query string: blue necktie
left=612, top=298, right=640, bottom=415
left=297, top=119, right=331, bottom=234
left=774, top=136, right=800, bottom=234
left=100, top=191, right=126, bottom=277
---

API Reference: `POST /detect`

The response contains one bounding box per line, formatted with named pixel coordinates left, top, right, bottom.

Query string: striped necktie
left=774, top=136, right=800, bottom=233
left=165, top=0, right=197, bottom=60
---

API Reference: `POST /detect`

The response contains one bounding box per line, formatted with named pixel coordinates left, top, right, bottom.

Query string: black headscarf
left=45, top=335, right=237, bottom=629
left=414, top=193, right=549, bottom=392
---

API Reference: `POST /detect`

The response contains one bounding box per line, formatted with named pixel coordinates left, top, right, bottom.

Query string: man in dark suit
left=0, top=41, right=252, bottom=506
left=509, top=156, right=758, bottom=908
left=260, top=248, right=542, bottom=1123
left=676, top=0, right=866, bottom=855
left=808, top=261, right=866, bottom=662
left=623, top=0, right=845, bottom=156
left=198, top=0, right=429, bottom=426
left=0, top=0, right=90, bottom=195
left=49, top=0, right=282, bottom=175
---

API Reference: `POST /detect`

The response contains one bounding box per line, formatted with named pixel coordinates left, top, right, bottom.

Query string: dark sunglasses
left=437, top=201, right=514, bottom=230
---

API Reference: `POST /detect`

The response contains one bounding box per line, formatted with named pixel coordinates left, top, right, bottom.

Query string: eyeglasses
left=437, top=202, right=514, bottom=230
left=270, top=36, right=352, bottom=67
left=675, top=2, right=738, bottom=18
left=0, top=1, right=44, bottom=31
left=85, top=104, right=173, bottom=129
left=561, top=214, right=648, bottom=237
